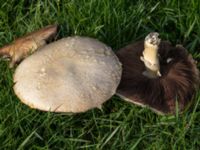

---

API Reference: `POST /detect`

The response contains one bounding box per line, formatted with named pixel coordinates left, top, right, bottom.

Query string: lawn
left=0, top=0, right=200, bottom=149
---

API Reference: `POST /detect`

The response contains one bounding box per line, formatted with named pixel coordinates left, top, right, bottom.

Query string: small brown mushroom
left=13, top=36, right=122, bottom=113
left=0, top=24, right=58, bottom=67
left=116, top=32, right=199, bottom=114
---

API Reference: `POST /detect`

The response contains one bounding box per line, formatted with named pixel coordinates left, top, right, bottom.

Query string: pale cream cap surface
left=14, top=36, right=122, bottom=113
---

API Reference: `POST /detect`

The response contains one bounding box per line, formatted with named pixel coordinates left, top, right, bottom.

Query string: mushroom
left=116, top=32, right=199, bottom=114
left=0, top=24, right=58, bottom=67
left=13, top=36, right=122, bottom=113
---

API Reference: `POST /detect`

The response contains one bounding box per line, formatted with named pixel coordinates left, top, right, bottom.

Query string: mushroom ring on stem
left=14, top=36, right=122, bottom=113
left=116, top=32, right=199, bottom=114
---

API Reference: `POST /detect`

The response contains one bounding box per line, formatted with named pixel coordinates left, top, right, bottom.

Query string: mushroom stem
left=140, top=32, right=161, bottom=78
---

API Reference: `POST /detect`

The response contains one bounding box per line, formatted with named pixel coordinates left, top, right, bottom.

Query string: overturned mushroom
left=0, top=24, right=58, bottom=67
left=116, top=32, right=199, bottom=114
left=14, top=36, right=122, bottom=113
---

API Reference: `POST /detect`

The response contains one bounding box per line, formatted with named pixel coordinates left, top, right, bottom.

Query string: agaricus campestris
left=14, top=36, right=122, bottom=113
left=0, top=24, right=58, bottom=67
left=116, top=32, right=199, bottom=114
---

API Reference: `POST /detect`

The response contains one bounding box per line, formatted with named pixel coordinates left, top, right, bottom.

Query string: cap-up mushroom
left=0, top=24, right=58, bottom=67
left=116, top=32, right=199, bottom=114
left=13, top=36, right=122, bottom=113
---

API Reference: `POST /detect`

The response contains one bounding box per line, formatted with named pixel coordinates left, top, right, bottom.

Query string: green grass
left=0, top=0, right=200, bottom=149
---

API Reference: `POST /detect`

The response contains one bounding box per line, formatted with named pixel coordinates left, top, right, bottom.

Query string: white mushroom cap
left=13, top=36, right=122, bottom=113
